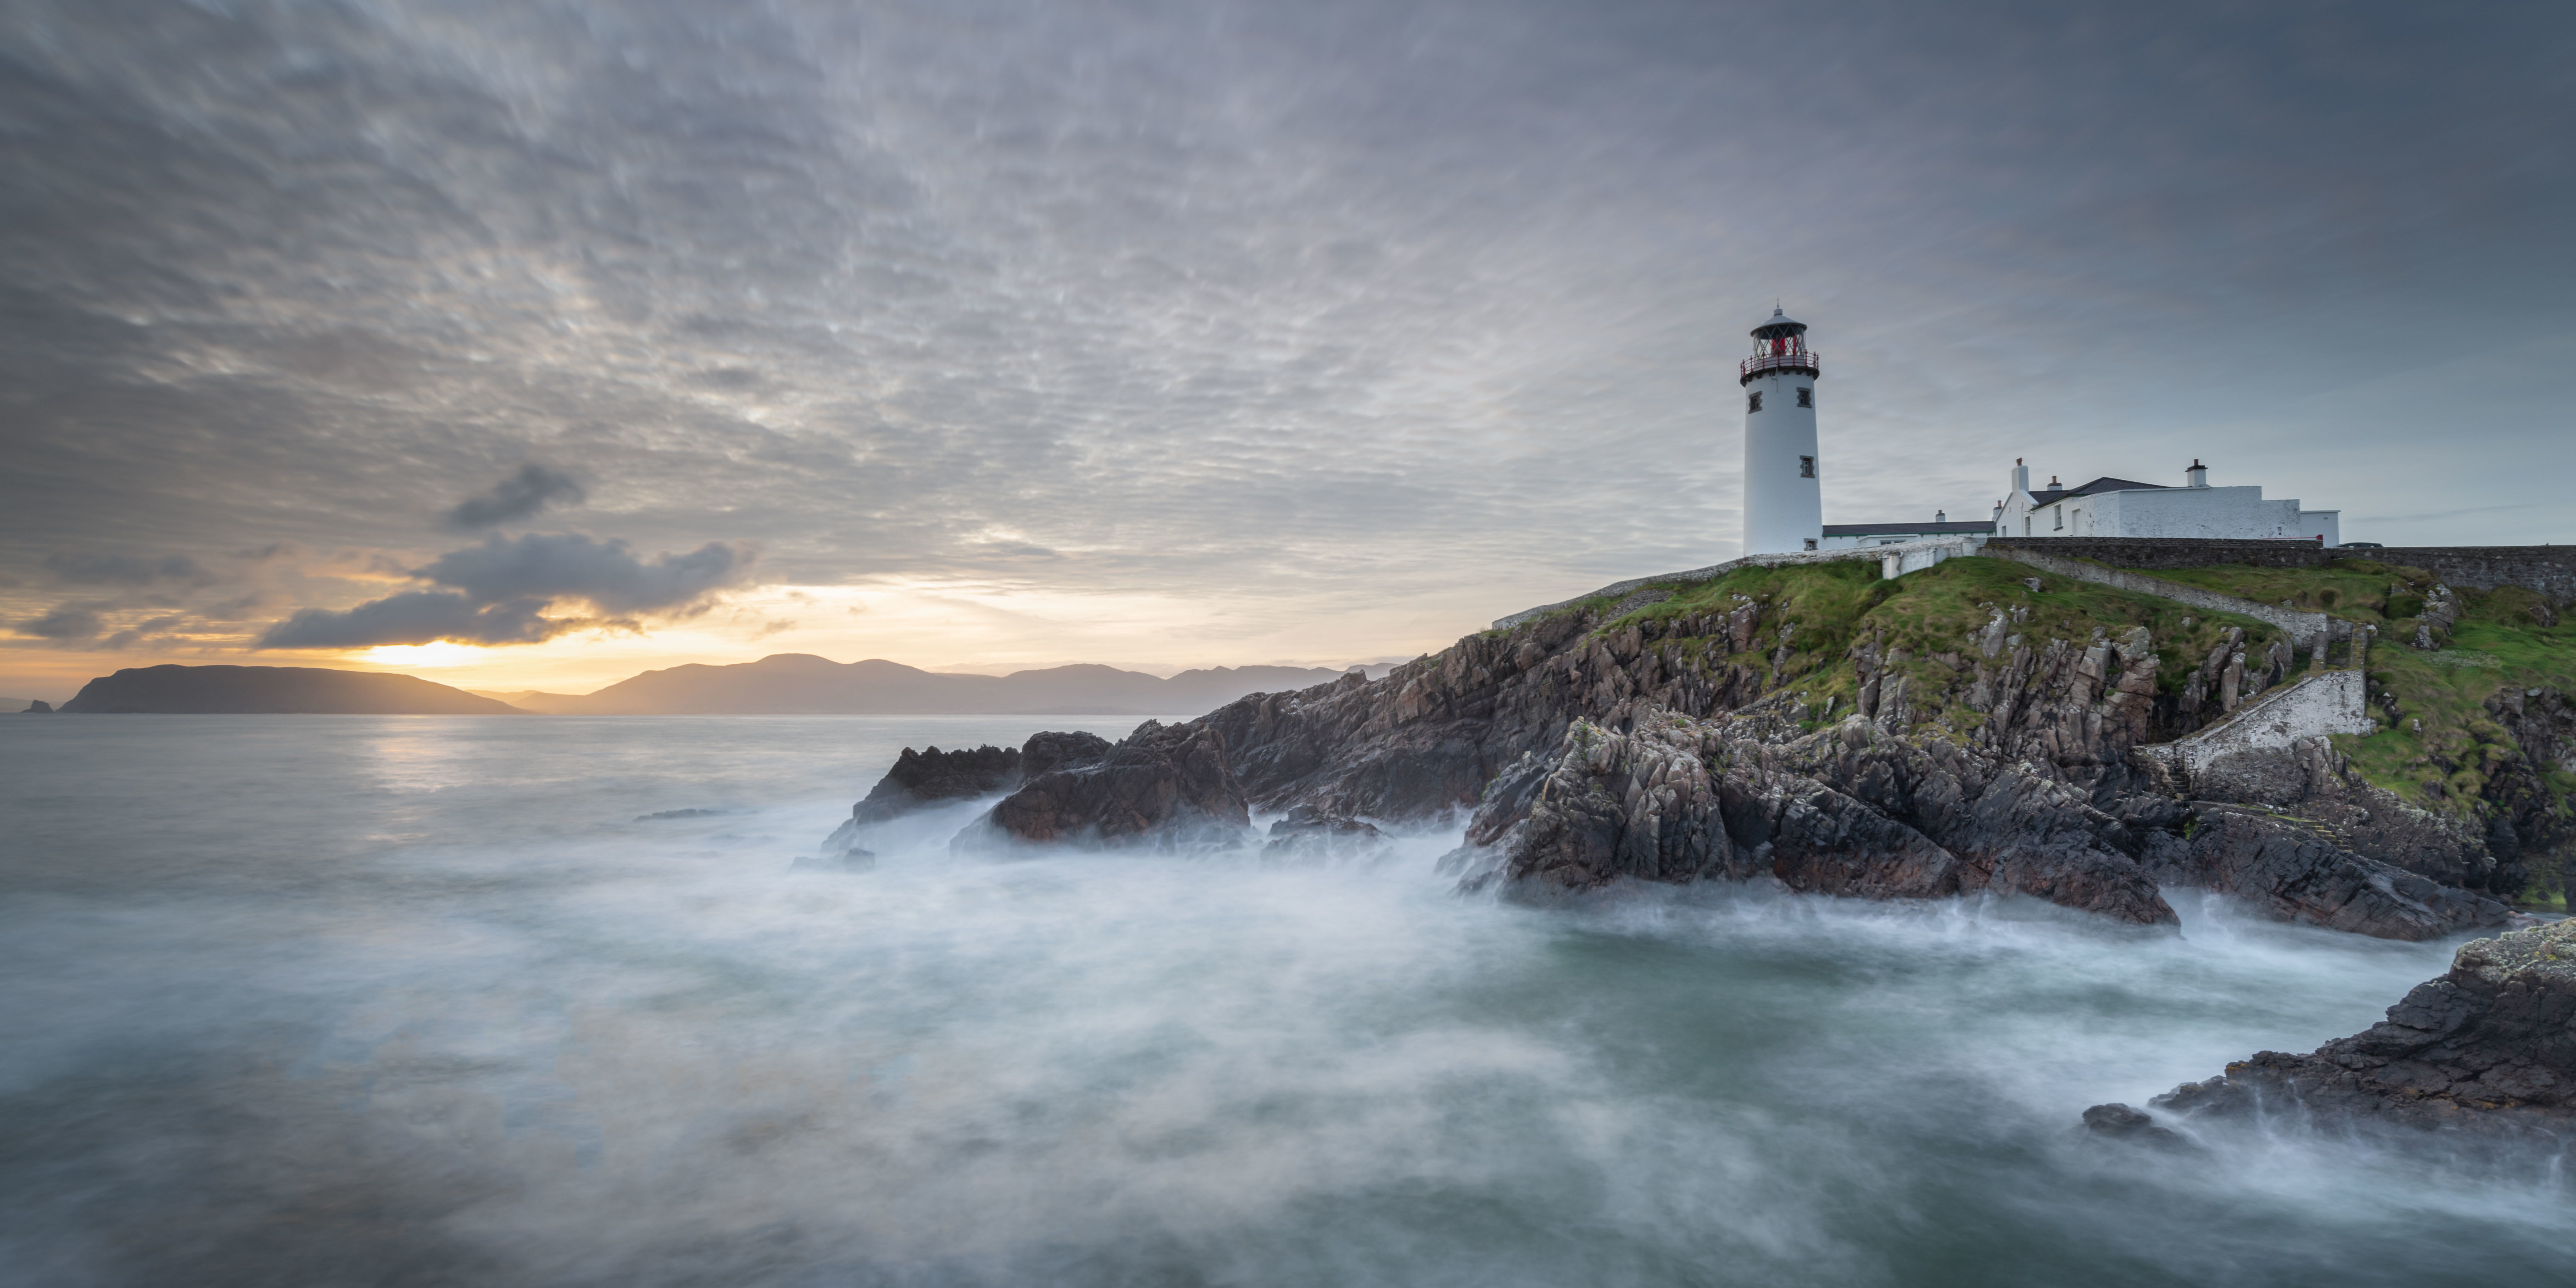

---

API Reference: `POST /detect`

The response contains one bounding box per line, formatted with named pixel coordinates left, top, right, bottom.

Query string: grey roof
left=2028, top=476, right=2167, bottom=505
left=1822, top=521, right=1998, bottom=536
left=1750, top=306, right=1807, bottom=339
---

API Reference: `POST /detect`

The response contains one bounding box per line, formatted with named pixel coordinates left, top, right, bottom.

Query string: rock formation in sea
left=972, top=721, right=1247, bottom=850
left=2087, top=916, right=2576, bottom=1147
left=843, top=556, right=2565, bottom=939
left=20, top=699, right=53, bottom=713
left=819, top=736, right=1107, bottom=860
left=1260, top=804, right=1389, bottom=863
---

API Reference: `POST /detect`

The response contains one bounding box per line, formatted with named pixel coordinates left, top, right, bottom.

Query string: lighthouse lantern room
left=1740, top=307, right=1823, bottom=555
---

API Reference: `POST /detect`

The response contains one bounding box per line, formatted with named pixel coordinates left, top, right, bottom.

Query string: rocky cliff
left=852, top=555, right=2557, bottom=940
left=1156, top=557, right=2513, bottom=937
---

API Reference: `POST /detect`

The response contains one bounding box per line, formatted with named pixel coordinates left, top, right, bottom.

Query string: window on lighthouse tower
left=1799, top=455, right=1815, bottom=478
left=1796, top=388, right=1812, bottom=408
left=1747, top=391, right=1763, bottom=413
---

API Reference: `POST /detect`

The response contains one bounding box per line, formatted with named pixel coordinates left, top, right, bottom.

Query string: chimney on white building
left=1935, top=510, right=1947, bottom=523
left=2048, top=475, right=2061, bottom=489
left=2011, top=458, right=2030, bottom=496
left=2186, top=459, right=2209, bottom=488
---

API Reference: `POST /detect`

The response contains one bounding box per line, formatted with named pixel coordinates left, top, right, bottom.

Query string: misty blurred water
left=0, top=715, right=2563, bottom=1287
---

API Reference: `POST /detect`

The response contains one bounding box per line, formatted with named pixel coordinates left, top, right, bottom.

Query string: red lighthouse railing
left=1740, top=351, right=1820, bottom=381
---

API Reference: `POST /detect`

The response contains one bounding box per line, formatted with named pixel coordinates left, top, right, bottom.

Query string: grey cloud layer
left=443, top=465, right=586, bottom=531
left=416, top=534, right=749, bottom=616
left=260, top=592, right=559, bottom=649
left=1, top=0, right=2570, bottom=650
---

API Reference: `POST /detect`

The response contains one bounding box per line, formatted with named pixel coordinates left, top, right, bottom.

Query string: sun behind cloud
left=359, top=642, right=487, bottom=669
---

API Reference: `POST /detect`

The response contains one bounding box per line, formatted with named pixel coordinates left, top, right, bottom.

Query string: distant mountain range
left=20, top=655, right=1386, bottom=716
left=469, top=654, right=1369, bottom=715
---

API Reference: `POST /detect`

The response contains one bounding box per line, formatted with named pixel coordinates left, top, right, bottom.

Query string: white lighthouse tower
left=1741, top=306, right=1823, bottom=555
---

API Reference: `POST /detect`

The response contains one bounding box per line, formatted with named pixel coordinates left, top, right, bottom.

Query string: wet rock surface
left=2079, top=1102, right=2195, bottom=1151
left=2146, top=805, right=2508, bottom=941
left=1260, top=804, right=1388, bottom=862
left=984, top=720, right=1251, bottom=848
left=826, top=734, right=1118, bottom=858
left=2109, top=917, right=2576, bottom=1147
left=851, top=744, right=1025, bottom=824
left=1020, top=729, right=1114, bottom=780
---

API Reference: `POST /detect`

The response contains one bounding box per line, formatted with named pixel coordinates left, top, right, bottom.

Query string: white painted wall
left=1820, top=529, right=1977, bottom=550
left=2144, top=669, right=2376, bottom=778
left=1742, top=370, right=1822, bottom=555
left=2298, top=510, right=2341, bottom=547
left=1994, top=468, right=2341, bottom=545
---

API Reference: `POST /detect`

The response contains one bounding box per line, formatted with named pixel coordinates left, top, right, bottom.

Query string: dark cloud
left=415, top=534, right=752, bottom=615
left=441, top=466, right=587, bottom=532
left=259, top=593, right=562, bottom=650
left=17, top=605, right=104, bottom=639
left=252, top=533, right=752, bottom=649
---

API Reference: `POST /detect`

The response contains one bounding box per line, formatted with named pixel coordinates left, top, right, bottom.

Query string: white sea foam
left=0, top=715, right=2561, bottom=1286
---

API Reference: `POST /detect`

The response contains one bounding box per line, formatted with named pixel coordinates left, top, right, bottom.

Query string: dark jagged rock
left=1260, top=804, right=1388, bottom=862
left=2080, top=1102, right=2195, bottom=1151
left=1455, top=711, right=2177, bottom=923
left=978, top=720, right=1251, bottom=849
left=851, top=744, right=1023, bottom=825
left=1020, top=729, right=1113, bottom=780
left=823, top=742, right=1029, bottom=858
left=2146, top=806, right=2508, bottom=940
left=20, top=700, right=53, bottom=713
left=2132, top=917, right=2576, bottom=1149
left=2163, top=733, right=2517, bottom=898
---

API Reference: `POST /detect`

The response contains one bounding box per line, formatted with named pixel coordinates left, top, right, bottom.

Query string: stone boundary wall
left=1984, top=538, right=2576, bottom=605
left=2135, top=670, right=2375, bottom=780
left=1491, top=537, right=1985, bottom=630
left=1983, top=545, right=2348, bottom=655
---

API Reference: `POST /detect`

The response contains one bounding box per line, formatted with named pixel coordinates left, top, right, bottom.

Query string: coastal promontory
left=57, top=665, right=527, bottom=715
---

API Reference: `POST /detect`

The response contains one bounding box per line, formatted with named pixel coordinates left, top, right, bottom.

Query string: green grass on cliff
left=1527, top=553, right=2576, bottom=902
left=1562, top=556, right=2286, bottom=743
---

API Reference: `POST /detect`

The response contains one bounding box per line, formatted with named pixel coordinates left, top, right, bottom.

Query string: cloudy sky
left=3, top=0, right=2569, bottom=699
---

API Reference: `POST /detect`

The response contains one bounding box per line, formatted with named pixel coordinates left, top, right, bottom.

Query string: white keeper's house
left=1735, top=307, right=2345, bottom=552
left=1992, top=459, right=2340, bottom=546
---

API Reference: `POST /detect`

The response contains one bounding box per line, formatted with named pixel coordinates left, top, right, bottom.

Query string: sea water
left=0, top=716, right=2563, bottom=1286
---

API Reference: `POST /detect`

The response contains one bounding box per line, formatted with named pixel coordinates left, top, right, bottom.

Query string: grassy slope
left=1539, top=555, right=2285, bottom=741
left=1510, top=554, right=2575, bottom=903
left=2153, top=560, right=2576, bottom=904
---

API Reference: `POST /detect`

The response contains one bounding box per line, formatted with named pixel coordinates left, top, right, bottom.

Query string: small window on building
left=1799, top=455, right=1815, bottom=478
left=2022, top=517, right=2031, bottom=536
left=1803, top=538, right=1817, bottom=551
left=2052, top=506, right=2063, bottom=531
left=1796, top=387, right=1812, bottom=408
left=1747, top=391, right=1763, bottom=413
